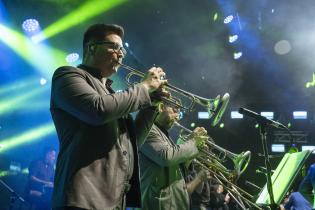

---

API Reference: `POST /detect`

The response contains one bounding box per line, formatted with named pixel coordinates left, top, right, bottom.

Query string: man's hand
left=189, top=127, right=208, bottom=149
left=141, top=67, right=168, bottom=93
left=225, top=193, right=230, bottom=203
left=197, top=169, right=211, bottom=182
left=44, top=181, right=54, bottom=188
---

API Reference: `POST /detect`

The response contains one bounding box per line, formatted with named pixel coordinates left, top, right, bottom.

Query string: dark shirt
left=210, top=191, right=229, bottom=210
left=187, top=163, right=211, bottom=208
left=26, top=159, right=54, bottom=193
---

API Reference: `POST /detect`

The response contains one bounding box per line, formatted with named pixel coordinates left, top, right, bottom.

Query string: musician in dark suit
left=25, top=147, right=56, bottom=210
left=50, top=23, right=167, bottom=210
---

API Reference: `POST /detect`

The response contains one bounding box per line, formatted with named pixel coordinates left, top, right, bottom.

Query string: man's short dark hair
left=83, top=23, right=124, bottom=57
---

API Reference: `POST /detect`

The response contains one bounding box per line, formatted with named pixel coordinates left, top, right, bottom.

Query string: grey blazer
left=139, top=124, right=199, bottom=210
left=50, top=65, right=157, bottom=210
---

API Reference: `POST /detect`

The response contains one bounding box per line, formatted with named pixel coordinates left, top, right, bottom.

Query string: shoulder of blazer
left=150, top=124, right=169, bottom=142
left=52, top=66, right=87, bottom=80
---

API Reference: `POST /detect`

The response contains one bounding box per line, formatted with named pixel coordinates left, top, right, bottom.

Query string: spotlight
left=124, top=42, right=129, bottom=47
left=65, top=53, right=80, bottom=63
left=260, top=112, right=274, bottom=120
left=190, top=122, right=196, bottom=128
left=231, top=111, right=243, bottom=119
left=223, top=15, right=234, bottom=24
left=213, top=12, right=218, bottom=21
left=293, top=111, right=307, bottom=119
left=229, top=35, right=238, bottom=43
left=219, top=123, right=224, bottom=128
left=198, top=112, right=210, bottom=119
left=9, top=161, right=21, bottom=172
left=301, top=145, right=315, bottom=153
left=274, top=40, right=291, bottom=55
left=22, top=19, right=40, bottom=32
left=233, top=52, right=242, bottom=59
left=40, top=78, right=47, bottom=85
left=287, top=122, right=292, bottom=128
left=271, top=144, right=285, bottom=153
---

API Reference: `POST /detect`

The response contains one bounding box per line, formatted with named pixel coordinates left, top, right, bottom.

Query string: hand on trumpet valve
left=141, top=67, right=168, bottom=93
left=197, top=169, right=211, bottom=182
left=189, top=127, right=208, bottom=150
left=150, top=86, right=171, bottom=105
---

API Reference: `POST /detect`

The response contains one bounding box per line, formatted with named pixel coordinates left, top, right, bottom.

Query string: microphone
left=238, top=107, right=287, bottom=129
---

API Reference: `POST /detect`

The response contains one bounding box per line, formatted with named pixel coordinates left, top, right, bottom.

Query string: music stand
left=255, top=150, right=312, bottom=207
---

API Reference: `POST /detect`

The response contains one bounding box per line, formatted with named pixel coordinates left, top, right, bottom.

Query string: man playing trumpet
left=139, top=103, right=210, bottom=210
left=50, top=23, right=167, bottom=210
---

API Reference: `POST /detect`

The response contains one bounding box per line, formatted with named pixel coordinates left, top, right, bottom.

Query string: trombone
left=174, top=122, right=251, bottom=180
left=118, top=62, right=230, bottom=127
left=174, top=122, right=262, bottom=210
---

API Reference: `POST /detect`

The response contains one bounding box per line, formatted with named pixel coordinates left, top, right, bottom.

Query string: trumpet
left=118, top=62, right=230, bottom=127
left=174, top=121, right=251, bottom=179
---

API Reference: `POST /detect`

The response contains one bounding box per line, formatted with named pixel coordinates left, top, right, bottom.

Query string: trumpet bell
left=234, top=150, right=251, bottom=177
left=208, top=93, right=230, bottom=127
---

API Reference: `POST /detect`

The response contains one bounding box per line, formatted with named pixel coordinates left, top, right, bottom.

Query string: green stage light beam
left=0, top=86, right=48, bottom=115
left=0, top=123, right=55, bottom=152
left=0, top=77, right=39, bottom=95
left=0, top=168, right=28, bottom=178
left=0, top=24, right=67, bottom=78
left=306, top=73, right=315, bottom=88
left=37, top=0, right=127, bottom=41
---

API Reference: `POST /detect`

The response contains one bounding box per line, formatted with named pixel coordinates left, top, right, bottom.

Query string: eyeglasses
left=93, top=41, right=127, bottom=56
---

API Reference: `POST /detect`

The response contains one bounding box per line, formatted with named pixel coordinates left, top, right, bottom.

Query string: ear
left=89, top=44, right=96, bottom=54
left=157, top=103, right=164, bottom=113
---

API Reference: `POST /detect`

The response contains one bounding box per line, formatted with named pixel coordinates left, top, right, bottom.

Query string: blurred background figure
left=210, top=183, right=230, bottom=210
left=24, top=146, right=56, bottom=210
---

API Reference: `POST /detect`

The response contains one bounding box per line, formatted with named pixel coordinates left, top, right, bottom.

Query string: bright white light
left=124, top=42, right=129, bottom=47
left=293, top=111, right=307, bottom=119
left=271, top=144, right=285, bottom=153
left=179, top=111, right=184, bottom=120
left=9, top=161, right=21, bottom=172
left=31, top=32, right=45, bottom=44
left=198, top=112, right=210, bottom=119
left=224, top=15, right=234, bottom=24
left=233, top=52, right=242, bottom=59
left=301, top=145, right=315, bottom=153
left=40, top=78, right=47, bottom=85
left=274, top=40, right=291, bottom=55
left=66, top=53, right=80, bottom=63
left=261, top=112, right=274, bottom=120
left=231, top=111, right=243, bottom=119
left=22, top=19, right=39, bottom=32
left=229, top=35, right=238, bottom=43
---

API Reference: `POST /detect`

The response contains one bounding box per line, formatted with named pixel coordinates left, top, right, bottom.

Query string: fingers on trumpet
left=190, top=127, right=208, bottom=149
left=142, top=67, right=168, bottom=93
left=197, top=169, right=212, bottom=182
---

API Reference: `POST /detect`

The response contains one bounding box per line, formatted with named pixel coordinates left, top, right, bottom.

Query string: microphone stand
left=0, top=179, right=25, bottom=210
left=259, top=122, right=277, bottom=210
left=238, top=108, right=287, bottom=210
